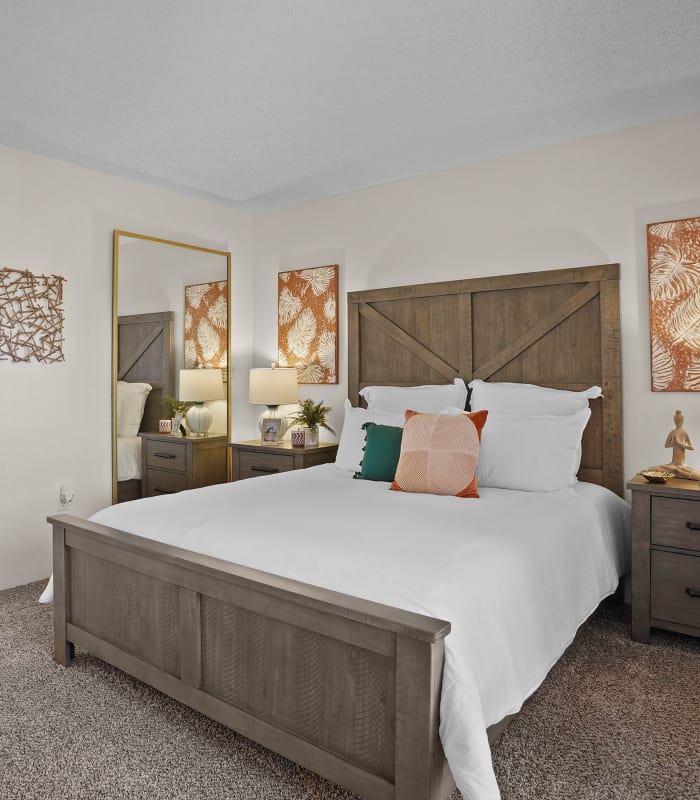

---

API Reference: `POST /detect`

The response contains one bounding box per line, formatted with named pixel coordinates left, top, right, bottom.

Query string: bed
left=50, top=264, right=625, bottom=800
left=115, top=311, right=174, bottom=503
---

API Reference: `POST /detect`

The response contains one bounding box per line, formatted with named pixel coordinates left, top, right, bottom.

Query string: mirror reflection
left=113, top=232, right=230, bottom=503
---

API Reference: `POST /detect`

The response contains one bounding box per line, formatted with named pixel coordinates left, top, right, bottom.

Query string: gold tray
left=640, top=469, right=675, bottom=484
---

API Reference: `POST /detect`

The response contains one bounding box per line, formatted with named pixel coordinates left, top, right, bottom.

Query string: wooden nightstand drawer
left=145, top=438, right=186, bottom=472
left=144, top=467, right=188, bottom=497
left=652, top=496, right=700, bottom=553
left=651, top=550, right=700, bottom=630
left=238, top=450, right=295, bottom=479
left=230, top=440, right=339, bottom=481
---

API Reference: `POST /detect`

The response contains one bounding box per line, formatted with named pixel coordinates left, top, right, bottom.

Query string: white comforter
left=90, top=465, right=630, bottom=800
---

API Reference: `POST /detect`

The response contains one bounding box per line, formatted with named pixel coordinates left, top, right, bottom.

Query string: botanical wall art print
left=0, top=267, right=66, bottom=363
left=184, top=280, right=227, bottom=370
left=648, top=215, right=700, bottom=391
left=278, top=265, right=338, bottom=384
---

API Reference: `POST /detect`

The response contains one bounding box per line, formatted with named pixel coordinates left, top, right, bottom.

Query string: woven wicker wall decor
left=184, top=280, right=227, bottom=370
left=278, top=265, right=338, bottom=384
left=0, top=267, right=66, bottom=363
left=648, top=216, right=700, bottom=391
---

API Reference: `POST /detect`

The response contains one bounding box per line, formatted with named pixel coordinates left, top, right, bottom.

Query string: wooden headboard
left=347, top=264, right=622, bottom=496
left=117, top=311, right=174, bottom=433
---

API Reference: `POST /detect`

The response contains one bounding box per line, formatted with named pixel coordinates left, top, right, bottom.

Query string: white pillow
left=477, top=409, right=591, bottom=492
left=335, top=400, right=406, bottom=472
left=117, top=381, right=152, bottom=438
left=360, top=378, right=467, bottom=415
left=468, top=379, right=601, bottom=416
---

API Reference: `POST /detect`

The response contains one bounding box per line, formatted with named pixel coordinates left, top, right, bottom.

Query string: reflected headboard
left=117, top=311, right=175, bottom=433
left=347, top=264, right=622, bottom=496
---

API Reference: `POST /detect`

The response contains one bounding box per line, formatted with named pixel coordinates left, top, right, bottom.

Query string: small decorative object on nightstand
left=287, top=398, right=335, bottom=448
left=230, top=440, right=338, bottom=481
left=290, top=429, right=306, bottom=448
left=627, top=474, right=700, bottom=643
left=140, top=432, right=227, bottom=497
left=646, top=409, right=700, bottom=481
left=162, top=395, right=193, bottom=437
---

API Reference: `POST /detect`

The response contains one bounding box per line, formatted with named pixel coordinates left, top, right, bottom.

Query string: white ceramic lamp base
left=186, top=403, right=213, bottom=436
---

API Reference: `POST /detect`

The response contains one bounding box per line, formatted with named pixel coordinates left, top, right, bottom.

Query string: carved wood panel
left=200, top=594, right=395, bottom=779
left=68, top=549, right=180, bottom=676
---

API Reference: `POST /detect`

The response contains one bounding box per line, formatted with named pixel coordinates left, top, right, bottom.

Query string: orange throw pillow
left=391, top=410, right=488, bottom=498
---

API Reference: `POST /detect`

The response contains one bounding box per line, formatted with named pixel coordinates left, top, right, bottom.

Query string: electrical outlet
left=59, top=484, right=74, bottom=508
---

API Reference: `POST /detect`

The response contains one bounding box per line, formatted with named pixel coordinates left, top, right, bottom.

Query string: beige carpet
left=0, top=582, right=698, bottom=800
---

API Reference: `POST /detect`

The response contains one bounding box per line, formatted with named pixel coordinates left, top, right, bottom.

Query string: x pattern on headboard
left=118, top=311, right=175, bottom=434
left=347, top=264, right=622, bottom=496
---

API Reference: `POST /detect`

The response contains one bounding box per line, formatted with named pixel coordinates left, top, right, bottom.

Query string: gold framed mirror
left=112, top=231, right=231, bottom=504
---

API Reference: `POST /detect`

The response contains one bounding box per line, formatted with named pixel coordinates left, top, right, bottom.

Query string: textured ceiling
left=1, top=1, right=700, bottom=210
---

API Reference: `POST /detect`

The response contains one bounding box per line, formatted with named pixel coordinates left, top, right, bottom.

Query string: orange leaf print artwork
left=278, top=265, right=339, bottom=384
left=184, top=280, right=228, bottom=370
left=648, top=216, right=700, bottom=391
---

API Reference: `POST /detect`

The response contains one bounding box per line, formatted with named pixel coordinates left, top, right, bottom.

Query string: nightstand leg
left=631, top=616, right=650, bottom=644
left=630, top=491, right=651, bottom=644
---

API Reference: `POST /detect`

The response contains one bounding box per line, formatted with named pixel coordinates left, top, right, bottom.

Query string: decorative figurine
left=666, top=409, right=693, bottom=465
left=653, top=409, right=700, bottom=481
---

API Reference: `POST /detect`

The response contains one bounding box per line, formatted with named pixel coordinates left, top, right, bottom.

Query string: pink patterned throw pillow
left=391, top=410, right=488, bottom=498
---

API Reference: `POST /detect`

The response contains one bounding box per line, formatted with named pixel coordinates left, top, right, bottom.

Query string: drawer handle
left=154, top=488, right=176, bottom=494
left=685, top=522, right=700, bottom=531
left=154, top=452, right=176, bottom=459
left=686, top=588, right=700, bottom=599
left=251, top=466, right=279, bottom=474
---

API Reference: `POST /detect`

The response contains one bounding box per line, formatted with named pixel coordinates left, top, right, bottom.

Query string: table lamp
left=179, top=368, right=225, bottom=436
left=249, top=367, right=298, bottom=444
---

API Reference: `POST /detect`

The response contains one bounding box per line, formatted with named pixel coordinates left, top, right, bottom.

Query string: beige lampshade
left=179, top=368, right=225, bottom=402
left=249, top=367, right=298, bottom=406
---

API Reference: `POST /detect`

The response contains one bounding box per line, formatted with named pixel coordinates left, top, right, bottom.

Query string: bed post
left=599, top=271, right=623, bottom=496
left=52, top=522, right=75, bottom=667
left=395, top=634, right=454, bottom=800
left=348, top=296, right=360, bottom=404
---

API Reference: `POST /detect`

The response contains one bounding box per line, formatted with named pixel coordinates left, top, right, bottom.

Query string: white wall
left=6, top=111, right=700, bottom=591
left=0, top=144, right=255, bottom=589
left=253, top=111, right=700, bottom=482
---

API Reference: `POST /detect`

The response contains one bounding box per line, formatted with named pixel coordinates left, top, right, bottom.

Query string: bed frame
left=50, top=264, right=622, bottom=800
left=115, top=311, right=174, bottom=503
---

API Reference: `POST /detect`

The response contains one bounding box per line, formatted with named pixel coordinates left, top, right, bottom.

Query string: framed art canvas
left=278, top=265, right=339, bottom=384
left=0, top=267, right=66, bottom=363
left=261, top=417, right=282, bottom=444
left=184, top=280, right=227, bottom=370
left=648, top=216, right=700, bottom=391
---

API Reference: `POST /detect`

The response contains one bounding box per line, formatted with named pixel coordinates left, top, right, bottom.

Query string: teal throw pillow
left=354, top=422, right=404, bottom=482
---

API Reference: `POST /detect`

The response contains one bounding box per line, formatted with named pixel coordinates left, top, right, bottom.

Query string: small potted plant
left=288, top=398, right=335, bottom=447
left=163, top=396, right=193, bottom=436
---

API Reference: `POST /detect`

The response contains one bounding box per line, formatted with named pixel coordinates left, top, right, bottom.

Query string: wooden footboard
left=49, top=514, right=454, bottom=800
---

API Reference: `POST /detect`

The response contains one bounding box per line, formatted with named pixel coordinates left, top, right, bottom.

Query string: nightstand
left=140, top=432, right=228, bottom=498
left=627, top=474, right=700, bottom=642
left=229, top=440, right=339, bottom=481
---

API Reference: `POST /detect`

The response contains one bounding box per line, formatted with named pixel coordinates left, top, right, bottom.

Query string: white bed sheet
left=90, top=465, right=630, bottom=800
left=117, top=435, right=141, bottom=482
